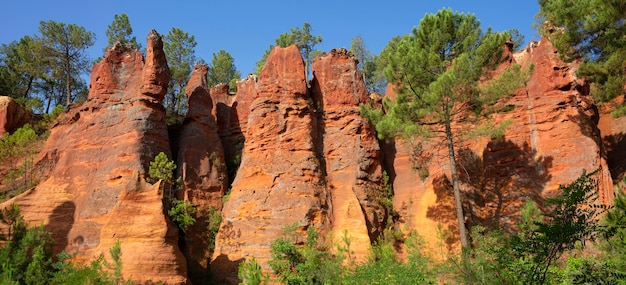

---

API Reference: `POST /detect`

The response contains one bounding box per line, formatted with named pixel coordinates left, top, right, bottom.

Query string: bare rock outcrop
left=211, top=45, right=330, bottom=283
left=0, top=30, right=187, bottom=284
left=310, top=48, right=385, bottom=261
left=0, top=96, right=31, bottom=138
left=598, top=96, right=626, bottom=187
left=176, top=63, right=228, bottom=281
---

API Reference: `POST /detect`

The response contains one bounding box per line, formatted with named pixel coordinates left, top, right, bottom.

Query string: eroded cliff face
left=0, top=31, right=188, bottom=284
left=211, top=45, right=332, bottom=283
left=310, top=48, right=385, bottom=261
left=387, top=38, right=614, bottom=251
left=0, top=96, right=31, bottom=139
left=0, top=31, right=620, bottom=285
left=176, top=63, right=229, bottom=281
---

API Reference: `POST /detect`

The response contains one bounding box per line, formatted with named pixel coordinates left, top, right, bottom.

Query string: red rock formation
left=0, top=30, right=187, bottom=284
left=598, top=96, right=626, bottom=186
left=0, top=96, right=32, bottom=138
left=388, top=37, right=614, bottom=252
left=211, top=45, right=330, bottom=283
left=176, top=63, right=228, bottom=281
left=211, top=76, right=257, bottom=184
left=310, top=48, right=385, bottom=261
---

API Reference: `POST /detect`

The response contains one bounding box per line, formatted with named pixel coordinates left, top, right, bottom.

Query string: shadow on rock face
left=44, top=200, right=76, bottom=255
left=427, top=137, right=553, bottom=250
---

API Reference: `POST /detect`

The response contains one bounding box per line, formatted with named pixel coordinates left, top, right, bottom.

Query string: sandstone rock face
left=211, top=78, right=255, bottom=183
left=176, top=63, right=228, bottom=281
left=0, top=31, right=187, bottom=284
left=388, top=38, right=614, bottom=251
left=211, top=45, right=330, bottom=283
left=0, top=96, right=31, bottom=138
left=310, top=48, right=384, bottom=261
left=598, top=97, right=626, bottom=185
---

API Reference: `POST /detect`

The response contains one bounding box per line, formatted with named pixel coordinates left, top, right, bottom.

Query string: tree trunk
left=65, top=59, right=71, bottom=107
left=23, top=76, right=34, bottom=99
left=445, top=114, right=468, bottom=248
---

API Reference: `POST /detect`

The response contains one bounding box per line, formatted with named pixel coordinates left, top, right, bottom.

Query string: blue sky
left=2, top=1, right=541, bottom=75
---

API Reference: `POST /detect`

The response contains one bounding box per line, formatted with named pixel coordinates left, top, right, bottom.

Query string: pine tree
left=163, top=28, right=196, bottom=120
left=207, top=50, right=241, bottom=91
left=538, top=0, right=626, bottom=116
left=37, top=20, right=95, bottom=107
left=104, top=13, right=140, bottom=51
left=254, top=22, right=322, bottom=78
left=362, top=8, right=525, bottom=248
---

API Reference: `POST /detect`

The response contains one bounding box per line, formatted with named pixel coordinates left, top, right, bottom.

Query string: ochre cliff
left=310, top=48, right=385, bottom=261
left=386, top=38, right=614, bottom=251
left=0, top=31, right=187, bottom=284
left=176, top=63, right=229, bottom=281
left=0, top=32, right=620, bottom=285
left=211, top=45, right=331, bottom=283
left=0, top=96, right=31, bottom=138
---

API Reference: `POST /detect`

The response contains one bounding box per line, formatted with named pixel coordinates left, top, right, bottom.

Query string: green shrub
left=168, top=199, right=197, bottom=232
left=238, top=256, right=267, bottom=285
left=269, top=226, right=342, bottom=285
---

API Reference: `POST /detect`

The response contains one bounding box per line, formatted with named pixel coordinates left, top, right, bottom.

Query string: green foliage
left=206, top=206, right=222, bottom=255
left=147, top=151, right=176, bottom=184
left=254, top=22, right=322, bottom=77
left=349, top=35, right=386, bottom=94
left=109, top=240, right=124, bottom=284
left=0, top=19, right=93, bottom=111
left=269, top=226, right=341, bottom=285
left=207, top=50, right=241, bottom=90
left=104, top=13, right=141, bottom=51
left=168, top=199, right=197, bottom=232
left=163, top=27, right=197, bottom=119
left=507, top=28, right=526, bottom=51
left=0, top=124, right=39, bottom=195
left=514, top=170, right=600, bottom=284
left=446, top=170, right=604, bottom=285
left=342, top=231, right=435, bottom=284
left=238, top=256, right=268, bottom=285
left=378, top=171, right=394, bottom=221
left=147, top=151, right=180, bottom=202
left=0, top=35, right=46, bottom=102
left=0, top=204, right=132, bottom=284
left=591, top=188, right=626, bottom=283
left=363, top=8, right=528, bottom=248
left=37, top=20, right=95, bottom=107
left=537, top=0, right=626, bottom=109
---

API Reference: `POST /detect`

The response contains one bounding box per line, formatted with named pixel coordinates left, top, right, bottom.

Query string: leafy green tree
left=269, top=226, right=341, bottom=285
left=163, top=27, right=197, bottom=120
left=0, top=36, right=46, bottom=105
left=350, top=35, right=386, bottom=94
left=0, top=204, right=133, bottom=284
left=207, top=49, right=241, bottom=91
left=0, top=124, right=39, bottom=193
left=450, top=171, right=604, bottom=285
left=104, top=13, right=140, bottom=51
left=238, top=256, right=268, bottom=285
left=342, top=231, right=435, bottom=284
left=537, top=0, right=626, bottom=116
left=168, top=199, right=197, bottom=232
left=514, top=170, right=600, bottom=284
left=37, top=20, right=95, bottom=107
left=147, top=151, right=179, bottom=201
left=254, top=22, right=322, bottom=78
left=362, top=8, right=520, bottom=248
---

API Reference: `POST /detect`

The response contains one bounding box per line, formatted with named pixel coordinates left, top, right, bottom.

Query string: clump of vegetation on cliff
left=0, top=204, right=132, bottom=284
left=0, top=106, right=63, bottom=201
